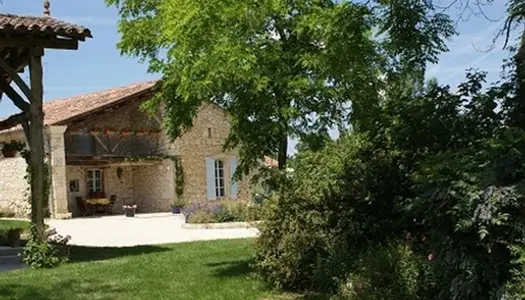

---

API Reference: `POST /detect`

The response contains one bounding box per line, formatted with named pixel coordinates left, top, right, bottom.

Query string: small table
left=87, top=198, right=110, bottom=206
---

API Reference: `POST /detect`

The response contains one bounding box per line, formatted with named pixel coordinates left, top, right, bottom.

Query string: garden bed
left=181, top=221, right=262, bottom=229
left=181, top=201, right=263, bottom=226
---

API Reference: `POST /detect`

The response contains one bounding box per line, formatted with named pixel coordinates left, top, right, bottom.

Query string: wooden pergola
left=0, top=3, right=92, bottom=238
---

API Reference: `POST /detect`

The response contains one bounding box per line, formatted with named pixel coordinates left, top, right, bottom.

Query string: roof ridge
left=44, top=79, right=159, bottom=106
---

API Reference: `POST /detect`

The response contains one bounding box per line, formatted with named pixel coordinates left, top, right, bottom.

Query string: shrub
left=184, top=201, right=264, bottom=224
left=0, top=209, right=16, bottom=218
left=23, top=226, right=68, bottom=268
left=187, top=210, right=215, bottom=224
left=332, top=242, right=430, bottom=300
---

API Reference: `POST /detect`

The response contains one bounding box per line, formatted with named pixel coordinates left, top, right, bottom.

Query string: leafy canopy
left=107, top=0, right=454, bottom=174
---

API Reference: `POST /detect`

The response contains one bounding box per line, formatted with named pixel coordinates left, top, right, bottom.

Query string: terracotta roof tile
left=44, top=80, right=158, bottom=125
left=1, top=80, right=158, bottom=134
left=0, top=14, right=92, bottom=39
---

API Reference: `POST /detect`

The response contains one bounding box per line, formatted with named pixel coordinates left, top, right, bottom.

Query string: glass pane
left=218, top=160, right=224, bottom=169
left=219, top=188, right=225, bottom=197
left=219, top=178, right=225, bottom=189
left=219, top=168, right=224, bottom=178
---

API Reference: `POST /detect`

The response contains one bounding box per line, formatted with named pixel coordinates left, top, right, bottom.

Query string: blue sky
left=0, top=0, right=513, bottom=153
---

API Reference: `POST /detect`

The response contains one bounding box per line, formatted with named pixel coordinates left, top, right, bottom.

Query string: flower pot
left=121, top=130, right=132, bottom=137
left=172, top=206, right=181, bottom=214
left=2, top=148, right=16, bottom=158
left=124, top=208, right=136, bottom=217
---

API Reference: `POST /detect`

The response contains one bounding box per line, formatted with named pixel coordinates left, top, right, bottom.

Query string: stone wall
left=176, top=104, right=251, bottom=203
left=0, top=155, right=29, bottom=217
left=131, top=160, right=175, bottom=212
left=103, top=166, right=134, bottom=214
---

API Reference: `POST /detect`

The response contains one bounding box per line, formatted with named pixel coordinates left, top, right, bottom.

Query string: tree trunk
left=28, top=47, right=45, bottom=240
left=278, top=134, right=288, bottom=170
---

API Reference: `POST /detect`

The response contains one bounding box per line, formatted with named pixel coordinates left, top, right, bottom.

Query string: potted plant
left=123, top=204, right=137, bottom=217
left=171, top=198, right=186, bottom=214
left=1, top=142, right=18, bottom=158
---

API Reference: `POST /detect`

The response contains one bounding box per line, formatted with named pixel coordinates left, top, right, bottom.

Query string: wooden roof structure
left=0, top=10, right=92, bottom=131
left=0, top=1, right=91, bottom=235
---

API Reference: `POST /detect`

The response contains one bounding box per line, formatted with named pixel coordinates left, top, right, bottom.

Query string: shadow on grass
left=0, top=278, right=125, bottom=300
left=207, top=259, right=254, bottom=278
left=69, top=244, right=170, bottom=263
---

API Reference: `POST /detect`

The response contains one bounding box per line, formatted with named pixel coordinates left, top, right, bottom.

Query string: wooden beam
left=28, top=47, right=45, bottom=239
left=0, top=56, right=32, bottom=101
left=0, top=78, right=30, bottom=111
left=0, top=36, right=79, bottom=50
left=0, top=111, right=28, bottom=131
left=93, top=135, right=110, bottom=153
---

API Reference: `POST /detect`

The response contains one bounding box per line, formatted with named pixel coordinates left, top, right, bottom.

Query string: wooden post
left=29, top=47, right=45, bottom=239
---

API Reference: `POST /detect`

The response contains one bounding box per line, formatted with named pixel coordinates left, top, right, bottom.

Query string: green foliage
left=172, top=156, right=185, bottom=200
left=107, top=0, right=454, bottom=173
left=23, top=226, right=67, bottom=269
left=255, top=68, right=525, bottom=299
left=332, top=242, right=429, bottom=300
left=185, top=201, right=264, bottom=224
left=172, top=198, right=186, bottom=208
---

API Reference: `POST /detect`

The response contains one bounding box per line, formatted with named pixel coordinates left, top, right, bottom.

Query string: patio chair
left=106, top=195, right=117, bottom=215
left=76, top=196, right=90, bottom=217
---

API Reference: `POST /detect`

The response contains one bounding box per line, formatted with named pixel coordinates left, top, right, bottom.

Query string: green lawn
left=0, top=219, right=30, bottom=231
left=0, top=238, right=300, bottom=300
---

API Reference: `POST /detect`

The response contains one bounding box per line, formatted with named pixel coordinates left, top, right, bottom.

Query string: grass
left=0, top=238, right=309, bottom=300
left=0, top=219, right=30, bottom=232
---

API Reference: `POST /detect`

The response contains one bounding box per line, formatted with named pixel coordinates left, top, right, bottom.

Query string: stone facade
left=0, top=97, right=253, bottom=218
left=0, top=155, right=29, bottom=217
left=131, top=160, right=175, bottom=212
left=175, top=104, right=251, bottom=203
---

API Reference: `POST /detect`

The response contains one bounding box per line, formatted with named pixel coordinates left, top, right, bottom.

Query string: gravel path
left=48, top=213, right=259, bottom=247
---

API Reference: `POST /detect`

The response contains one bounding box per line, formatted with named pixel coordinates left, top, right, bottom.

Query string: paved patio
left=47, top=213, right=259, bottom=247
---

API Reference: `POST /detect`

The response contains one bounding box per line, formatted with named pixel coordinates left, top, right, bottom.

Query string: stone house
left=0, top=81, right=276, bottom=218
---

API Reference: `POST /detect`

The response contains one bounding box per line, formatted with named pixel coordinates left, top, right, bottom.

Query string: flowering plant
left=123, top=204, right=137, bottom=210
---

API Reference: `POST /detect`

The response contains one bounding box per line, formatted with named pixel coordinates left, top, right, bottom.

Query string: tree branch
left=0, top=111, right=29, bottom=131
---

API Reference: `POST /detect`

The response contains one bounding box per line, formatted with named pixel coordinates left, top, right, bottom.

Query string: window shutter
left=230, top=156, right=239, bottom=199
left=206, top=158, right=217, bottom=200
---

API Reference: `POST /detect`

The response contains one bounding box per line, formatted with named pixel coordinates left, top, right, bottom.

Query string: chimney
left=43, top=1, right=51, bottom=17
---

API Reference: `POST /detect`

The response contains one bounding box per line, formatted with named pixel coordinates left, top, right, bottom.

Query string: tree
left=107, top=0, right=454, bottom=174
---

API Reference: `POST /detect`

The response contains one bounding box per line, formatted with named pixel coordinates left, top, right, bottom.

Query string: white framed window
left=214, top=160, right=226, bottom=198
left=206, top=156, right=238, bottom=201
left=87, top=169, right=103, bottom=193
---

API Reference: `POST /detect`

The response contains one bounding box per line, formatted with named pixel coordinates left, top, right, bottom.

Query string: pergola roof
left=0, top=14, right=92, bottom=40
